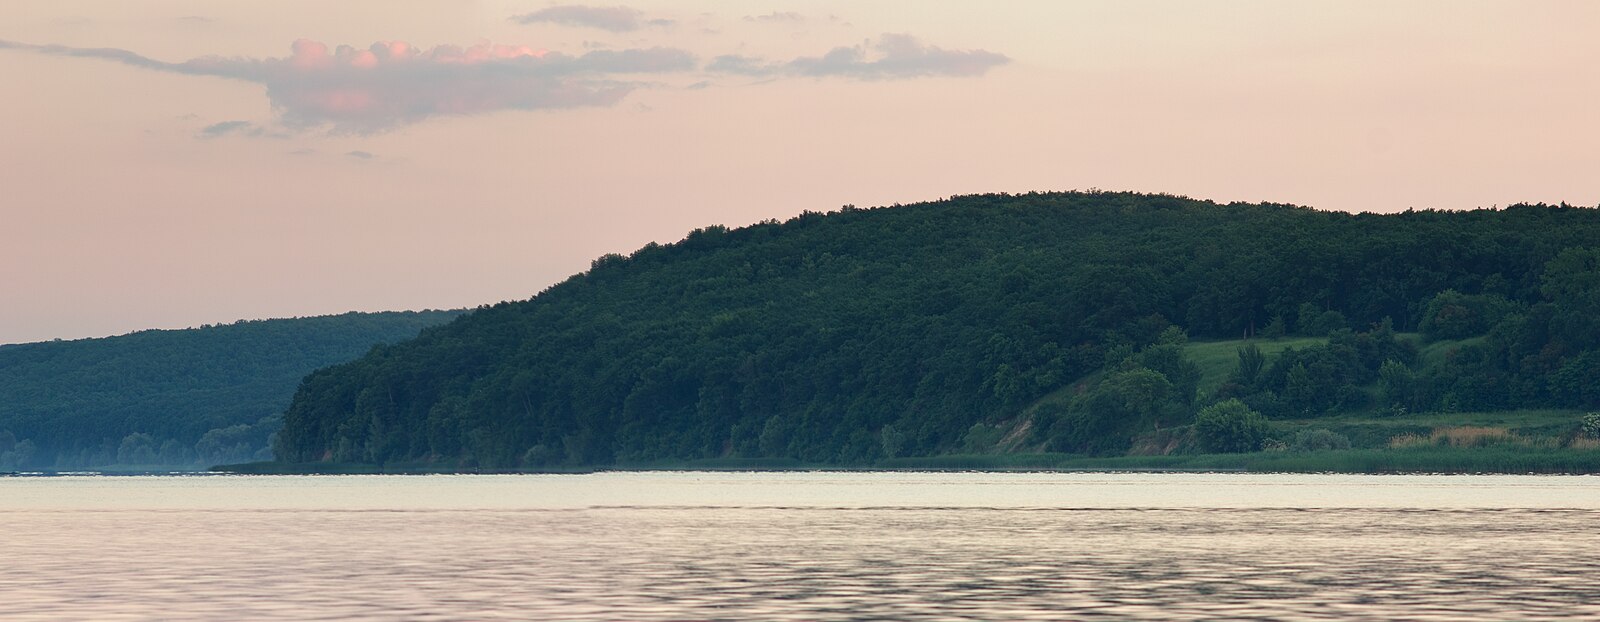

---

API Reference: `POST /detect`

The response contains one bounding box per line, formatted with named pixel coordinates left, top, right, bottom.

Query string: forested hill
left=272, top=192, right=1600, bottom=468
left=0, top=310, right=461, bottom=470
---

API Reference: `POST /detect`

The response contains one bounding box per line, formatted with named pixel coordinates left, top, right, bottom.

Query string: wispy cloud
left=198, top=120, right=258, bottom=138
left=744, top=12, right=805, bottom=23
left=345, top=150, right=375, bottom=160
left=196, top=119, right=289, bottom=139
left=0, top=38, right=695, bottom=133
left=0, top=39, right=181, bottom=72
left=510, top=5, right=673, bottom=32
left=0, top=31, right=1009, bottom=134
left=709, top=34, right=1008, bottom=80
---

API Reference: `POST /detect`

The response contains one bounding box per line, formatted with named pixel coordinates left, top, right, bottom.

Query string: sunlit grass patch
left=1384, top=426, right=1575, bottom=450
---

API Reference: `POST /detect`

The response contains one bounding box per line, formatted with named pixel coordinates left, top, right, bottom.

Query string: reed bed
left=1389, top=426, right=1530, bottom=449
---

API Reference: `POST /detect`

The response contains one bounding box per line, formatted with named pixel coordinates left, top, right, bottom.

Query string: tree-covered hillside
left=271, top=192, right=1600, bottom=468
left=0, top=310, right=461, bottom=470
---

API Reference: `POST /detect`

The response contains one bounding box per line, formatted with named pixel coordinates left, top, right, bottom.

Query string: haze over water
left=3, top=472, right=1598, bottom=620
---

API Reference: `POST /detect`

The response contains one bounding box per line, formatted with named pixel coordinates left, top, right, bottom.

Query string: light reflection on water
left=2, top=472, right=1598, bottom=620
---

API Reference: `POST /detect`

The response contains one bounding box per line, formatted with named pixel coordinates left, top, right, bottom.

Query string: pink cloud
left=0, top=38, right=694, bottom=133
left=207, top=39, right=682, bottom=132
left=1, top=33, right=1012, bottom=134
left=289, top=39, right=331, bottom=69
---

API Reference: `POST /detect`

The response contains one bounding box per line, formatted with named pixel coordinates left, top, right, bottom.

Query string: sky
left=3, top=1, right=1599, bottom=344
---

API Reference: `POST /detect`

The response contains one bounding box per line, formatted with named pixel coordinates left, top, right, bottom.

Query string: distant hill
left=271, top=192, right=1600, bottom=469
left=0, top=310, right=462, bottom=469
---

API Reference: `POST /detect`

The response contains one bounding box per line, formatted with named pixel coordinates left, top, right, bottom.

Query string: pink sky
left=3, top=1, right=1599, bottom=344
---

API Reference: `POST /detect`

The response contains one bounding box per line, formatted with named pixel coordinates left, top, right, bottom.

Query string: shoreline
left=208, top=446, right=1600, bottom=476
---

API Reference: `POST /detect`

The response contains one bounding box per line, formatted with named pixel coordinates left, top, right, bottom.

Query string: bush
left=1290, top=429, right=1351, bottom=452
left=1552, top=354, right=1600, bottom=408
left=1378, top=359, right=1416, bottom=410
left=1046, top=367, right=1178, bottom=455
left=1262, top=315, right=1287, bottom=340
left=1297, top=303, right=1347, bottom=337
left=961, top=423, right=1004, bottom=453
left=1582, top=413, right=1600, bottom=438
left=1418, top=289, right=1520, bottom=341
left=1194, top=399, right=1269, bottom=453
left=880, top=424, right=907, bottom=458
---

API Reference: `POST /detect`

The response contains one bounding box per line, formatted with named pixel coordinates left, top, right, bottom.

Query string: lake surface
left=3, top=472, right=1599, bottom=620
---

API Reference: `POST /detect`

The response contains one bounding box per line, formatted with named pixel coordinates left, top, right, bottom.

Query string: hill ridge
left=271, top=192, right=1600, bottom=468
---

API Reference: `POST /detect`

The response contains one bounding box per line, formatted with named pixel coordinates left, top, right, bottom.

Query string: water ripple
left=3, top=504, right=1599, bottom=620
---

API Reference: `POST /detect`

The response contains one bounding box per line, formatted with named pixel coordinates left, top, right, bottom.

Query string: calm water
left=3, top=472, right=1599, bottom=620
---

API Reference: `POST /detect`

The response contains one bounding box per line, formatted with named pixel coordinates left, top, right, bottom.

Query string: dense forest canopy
left=0, top=310, right=461, bottom=469
left=272, top=192, right=1600, bottom=468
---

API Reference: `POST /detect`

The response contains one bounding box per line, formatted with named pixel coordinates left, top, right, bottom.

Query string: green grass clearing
left=1184, top=335, right=1329, bottom=396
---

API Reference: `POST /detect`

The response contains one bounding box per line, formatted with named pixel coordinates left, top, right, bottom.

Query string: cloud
left=510, top=5, right=673, bottom=32
left=195, top=120, right=289, bottom=139
left=198, top=120, right=258, bottom=138
left=709, top=34, right=1008, bottom=80
left=345, top=150, right=375, bottom=159
left=0, top=39, right=182, bottom=72
left=0, top=38, right=696, bottom=133
left=745, top=12, right=805, bottom=23
left=706, top=55, right=767, bottom=75
left=0, top=33, right=1008, bottom=133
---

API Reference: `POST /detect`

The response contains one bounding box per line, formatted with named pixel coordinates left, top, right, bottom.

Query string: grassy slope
left=1182, top=334, right=1581, bottom=438
left=1186, top=335, right=1329, bottom=396
left=1011, top=334, right=1381, bottom=452
left=966, top=334, right=1594, bottom=473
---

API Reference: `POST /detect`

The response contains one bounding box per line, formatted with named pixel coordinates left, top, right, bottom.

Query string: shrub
left=961, top=423, right=1005, bottom=453
left=1193, top=399, right=1269, bottom=453
left=880, top=424, right=907, bottom=458
left=1583, top=412, right=1600, bottom=438
left=1234, top=344, right=1265, bottom=386
left=1418, top=289, right=1520, bottom=341
left=1261, top=315, right=1287, bottom=340
left=1047, top=367, right=1178, bottom=455
left=1378, top=359, right=1416, bottom=410
left=1291, top=428, right=1352, bottom=452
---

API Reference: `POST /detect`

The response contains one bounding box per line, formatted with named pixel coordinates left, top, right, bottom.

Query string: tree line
left=271, top=192, right=1600, bottom=467
left=0, top=310, right=461, bottom=470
